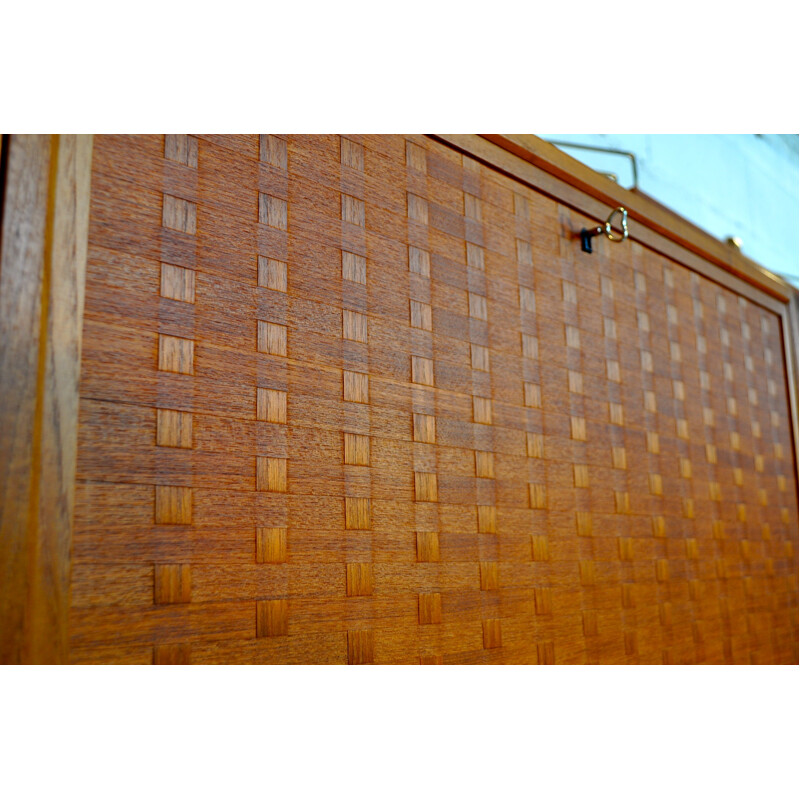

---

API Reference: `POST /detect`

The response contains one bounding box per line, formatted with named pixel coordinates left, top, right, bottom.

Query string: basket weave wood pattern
left=70, top=135, right=799, bottom=664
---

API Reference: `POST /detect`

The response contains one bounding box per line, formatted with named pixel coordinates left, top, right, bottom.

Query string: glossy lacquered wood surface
left=69, top=135, right=798, bottom=664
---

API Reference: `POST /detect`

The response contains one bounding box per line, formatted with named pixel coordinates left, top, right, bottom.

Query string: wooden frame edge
left=780, top=290, right=799, bottom=484
left=0, top=134, right=93, bottom=663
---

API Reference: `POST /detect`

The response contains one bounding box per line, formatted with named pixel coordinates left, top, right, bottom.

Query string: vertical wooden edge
left=0, top=135, right=51, bottom=664
left=0, top=134, right=93, bottom=663
left=780, top=291, right=799, bottom=486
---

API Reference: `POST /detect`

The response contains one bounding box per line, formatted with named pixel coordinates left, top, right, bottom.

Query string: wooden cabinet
left=1, top=134, right=797, bottom=663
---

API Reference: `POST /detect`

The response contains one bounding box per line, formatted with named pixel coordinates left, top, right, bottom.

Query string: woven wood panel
left=70, top=134, right=799, bottom=664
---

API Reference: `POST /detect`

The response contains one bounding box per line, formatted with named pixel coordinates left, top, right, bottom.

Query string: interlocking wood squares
left=67, top=134, right=798, bottom=666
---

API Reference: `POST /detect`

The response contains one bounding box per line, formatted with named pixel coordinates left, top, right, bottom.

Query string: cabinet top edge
left=437, top=133, right=796, bottom=305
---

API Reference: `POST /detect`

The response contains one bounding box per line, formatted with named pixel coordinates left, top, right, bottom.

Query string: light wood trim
left=0, top=135, right=93, bottom=663
left=435, top=134, right=793, bottom=311
left=781, top=296, right=799, bottom=477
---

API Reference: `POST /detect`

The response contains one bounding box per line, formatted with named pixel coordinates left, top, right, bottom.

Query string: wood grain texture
left=64, top=134, right=798, bottom=665
left=165, top=135, right=198, bottom=169
left=346, top=563, right=374, bottom=597
left=0, top=135, right=92, bottom=663
left=155, top=486, right=192, bottom=524
left=258, top=256, right=287, bottom=293
left=257, top=598, right=288, bottom=637
left=158, top=334, right=194, bottom=374
left=418, top=592, right=442, bottom=624
left=162, top=195, right=196, bottom=234
left=257, top=388, right=287, bottom=424
left=154, top=643, right=191, bottom=664
left=154, top=564, right=191, bottom=604
left=256, top=527, right=287, bottom=564
left=160, top=263, right=195, bottom=303
left=157, top=409, right=192, bottom=448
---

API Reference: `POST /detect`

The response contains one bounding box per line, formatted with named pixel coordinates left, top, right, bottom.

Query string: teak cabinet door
left=2, top=134, right=797, bottom=664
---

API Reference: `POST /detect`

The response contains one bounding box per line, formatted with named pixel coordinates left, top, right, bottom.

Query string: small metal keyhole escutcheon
left=580, top=206, right=629, bottom=253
